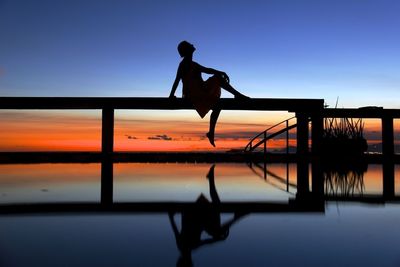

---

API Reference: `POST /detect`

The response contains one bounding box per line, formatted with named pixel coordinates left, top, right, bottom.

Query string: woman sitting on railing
left=169, top=41, right=249, bottom=147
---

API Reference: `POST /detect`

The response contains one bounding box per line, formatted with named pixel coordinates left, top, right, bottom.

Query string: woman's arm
left=169, top=65, right=182, bottom=98
left=196, top=63, right=230, bottom=83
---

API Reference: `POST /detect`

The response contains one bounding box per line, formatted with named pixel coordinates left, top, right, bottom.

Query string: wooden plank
left=323, top=108, right=400, bottom=118
left=0, top=97, right=324, bottom=112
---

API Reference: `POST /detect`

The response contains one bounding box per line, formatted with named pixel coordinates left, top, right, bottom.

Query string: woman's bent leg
left=217, top=75, right=249, bottom=99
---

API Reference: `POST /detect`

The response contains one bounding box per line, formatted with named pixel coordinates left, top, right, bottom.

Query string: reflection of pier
left=0, top=157, right=326, bottom=214
left=247, top=159, right=399, bottom=205
left=0, top=157, right=398, bottom=214
left=0, top=201, right=324, bottom=215
left=247, top=162, right=296, bottom=194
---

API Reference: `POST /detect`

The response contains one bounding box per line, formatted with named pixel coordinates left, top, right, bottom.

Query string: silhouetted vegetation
left=322, top=117, right=368, bottom=156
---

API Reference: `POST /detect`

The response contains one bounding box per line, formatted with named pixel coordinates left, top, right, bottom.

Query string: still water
left=0, top=163, right=400, bottom=266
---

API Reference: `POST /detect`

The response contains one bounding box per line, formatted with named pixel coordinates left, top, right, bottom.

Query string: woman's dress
left=182, top=62, right=221, bottom=118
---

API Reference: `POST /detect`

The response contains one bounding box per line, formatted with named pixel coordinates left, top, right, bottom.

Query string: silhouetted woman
left=169, top=165, right=247, bottom=267
left=169, top=41, right=249, bottom=147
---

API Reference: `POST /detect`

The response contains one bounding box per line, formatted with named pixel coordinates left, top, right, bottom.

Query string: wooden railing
left=244, top=116, right=297, bottom=154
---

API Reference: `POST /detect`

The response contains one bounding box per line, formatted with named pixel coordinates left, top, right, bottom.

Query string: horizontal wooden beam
left=323, top=108, right=400, bottom=118
left=0, top=97, right=324, bottom=112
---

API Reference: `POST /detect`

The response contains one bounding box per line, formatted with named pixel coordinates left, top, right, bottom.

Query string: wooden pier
left=323, top=107, right=400, bottom=157
left=1, top=97, right=399, bottom=158
left=0, top=97, right=325, bottom=156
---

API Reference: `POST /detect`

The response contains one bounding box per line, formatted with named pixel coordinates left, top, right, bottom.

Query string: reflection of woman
left=168, top=165, right=247, bottom=267
left=169, top=41, right=249, bottom=147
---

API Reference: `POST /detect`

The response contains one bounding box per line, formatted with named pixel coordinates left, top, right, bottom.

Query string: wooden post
left=296, top=113, right=310, bottom=197
left=101, top=108, right=114, bottom=205
left=311, top=113, right=323, bottom=156
left=382, top=116, right=394, bottom=157
left=286, top=120, right=289, bottom=155
left=296, top=113, right=309, bottom=156
left=102, top=108, right=114, bottom=154
left=311, top=113, right=324, bottom=198
left=263, top=131, right=267, bottom=156
left=382, top=116, right=394, bottom=199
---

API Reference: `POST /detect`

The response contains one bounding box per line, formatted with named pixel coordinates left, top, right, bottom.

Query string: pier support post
left=102, top=108, right=114, bottom=154
left=311, top=113, right=324, bottom=198
left=296, top=113, right=309, bottom=197
left=296, top=113, right=309, bottom=156
left=311, top=113, right=323, bottom=156
left=101, top=108, right=114, bottom=205
left=382, top=116, right=394, bottom=200
left=382, top=116, right=394, bottom=157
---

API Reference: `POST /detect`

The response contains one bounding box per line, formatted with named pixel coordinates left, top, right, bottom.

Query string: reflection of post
left=101, top=156, right=113, bottom=205
left=311, top=160, right=324, bottom=198
left=296, top=160, right=309, bottom=197
left=383, top=161, right=395, bottom=200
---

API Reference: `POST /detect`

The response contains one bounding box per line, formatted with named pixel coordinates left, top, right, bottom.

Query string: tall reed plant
left=322, top=117, right=367, bottom=155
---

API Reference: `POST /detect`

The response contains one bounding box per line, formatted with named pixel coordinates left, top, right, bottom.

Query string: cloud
left=125, top=134, right=137, bottom=139
left=215, top=130, right=264, bottom=140
left=148, top=134, right=173, bottom=141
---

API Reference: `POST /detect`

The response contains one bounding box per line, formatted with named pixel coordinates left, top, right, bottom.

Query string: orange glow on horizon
left=0, top=110, right=391, bottom=152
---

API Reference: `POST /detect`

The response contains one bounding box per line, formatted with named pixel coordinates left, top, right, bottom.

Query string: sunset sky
left=1, top=0, right=400, bottom=151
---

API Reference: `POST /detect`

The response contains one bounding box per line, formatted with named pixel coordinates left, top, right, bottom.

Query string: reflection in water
left=114, top=163, right=291, bottom=202
left=323, top=162, right=368, bottom=197
left=0, top=162, right=399, bottom=266
left=0, top=163, right=101, bottom=203
left=169, top=165, right=247, bottom=267
left=247, top=162, right=297, bottom=195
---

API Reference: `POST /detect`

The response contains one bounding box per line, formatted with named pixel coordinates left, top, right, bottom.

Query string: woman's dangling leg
left=207, top=108, right=221, bottom=147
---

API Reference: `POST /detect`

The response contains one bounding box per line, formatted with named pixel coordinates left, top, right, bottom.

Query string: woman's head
left=177, top=41, right=195, bottom=57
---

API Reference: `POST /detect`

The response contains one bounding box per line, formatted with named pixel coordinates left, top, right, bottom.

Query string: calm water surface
left=0, top=163, right=400, bottom=266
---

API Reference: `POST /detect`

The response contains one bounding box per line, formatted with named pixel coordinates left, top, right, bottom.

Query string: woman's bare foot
left=234, top=93, right=250, bottom=100
left=206, top=132, right=216, bottom=147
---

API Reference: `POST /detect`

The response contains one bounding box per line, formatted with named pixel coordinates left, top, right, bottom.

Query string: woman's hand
left=220, top=72, right=230, bottom=84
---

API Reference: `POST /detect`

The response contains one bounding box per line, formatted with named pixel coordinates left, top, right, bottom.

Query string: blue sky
left=1, top=0, right=400, bottom=108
